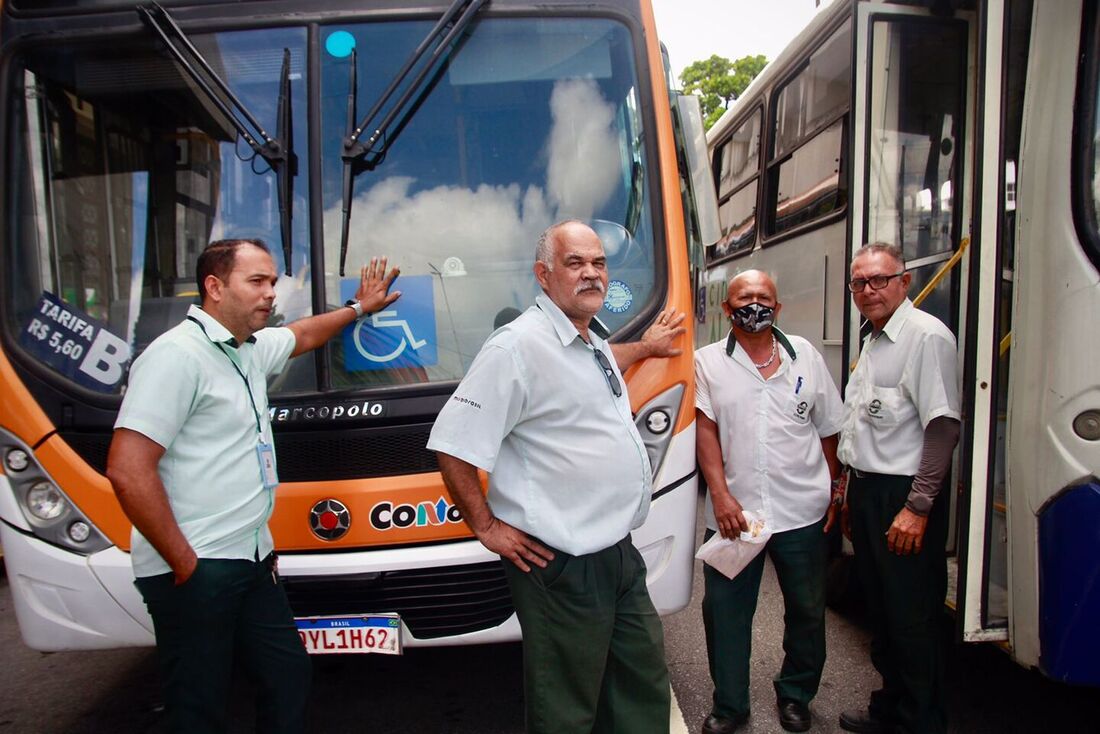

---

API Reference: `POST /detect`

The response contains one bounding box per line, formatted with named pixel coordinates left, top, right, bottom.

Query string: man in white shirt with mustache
left=429, top=220, right=684, bottom=734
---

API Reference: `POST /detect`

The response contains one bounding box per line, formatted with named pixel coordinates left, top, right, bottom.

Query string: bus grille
left=271, top=425, right=439, bottom=481
left=59, top=425, right=440, bottom=481
left=281, top=561, right=514, bottom=640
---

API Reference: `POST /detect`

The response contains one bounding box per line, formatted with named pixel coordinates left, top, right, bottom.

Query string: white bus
left=701, top=0, right=1100, bottom=685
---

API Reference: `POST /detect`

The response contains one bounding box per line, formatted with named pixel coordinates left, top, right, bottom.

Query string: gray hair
left=853, top=242, right=906, bottom=270
left=535, top=219, right=587, bottom=269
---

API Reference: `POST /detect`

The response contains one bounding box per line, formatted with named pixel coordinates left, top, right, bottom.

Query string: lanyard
left=187, top=316, right=264, bottom=436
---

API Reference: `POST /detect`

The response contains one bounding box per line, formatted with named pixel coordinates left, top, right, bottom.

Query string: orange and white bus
left=0, top=0, right=717, bottom=653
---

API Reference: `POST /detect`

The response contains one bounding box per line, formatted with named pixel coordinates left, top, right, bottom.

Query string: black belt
left=851, top=468, right=911, bottom=481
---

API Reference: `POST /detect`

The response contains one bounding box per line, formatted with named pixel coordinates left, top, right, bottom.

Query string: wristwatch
left=344, top=299, right=364, bottom=318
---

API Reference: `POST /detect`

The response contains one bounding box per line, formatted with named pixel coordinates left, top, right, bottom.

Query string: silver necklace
left=753, top=335, right=778, bottom=369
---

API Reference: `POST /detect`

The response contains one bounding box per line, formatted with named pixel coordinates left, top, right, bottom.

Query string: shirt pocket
left=785, top=392, right=814, bottom=425
left=862, top=386, right=916, bottom=427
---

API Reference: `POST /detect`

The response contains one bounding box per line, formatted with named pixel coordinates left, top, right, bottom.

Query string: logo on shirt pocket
left=863, top=388, right=913, bottom=426
left=786, top=393, right=813, bottom=423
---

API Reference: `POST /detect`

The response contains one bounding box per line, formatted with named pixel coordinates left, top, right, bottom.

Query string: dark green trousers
left=502, top=536, right=670, bottom=734
left=701, top=517, right=828, bottom=720
left=848, top=472, right=948, bottom=734
left=135, top=555, right=312, bottom=734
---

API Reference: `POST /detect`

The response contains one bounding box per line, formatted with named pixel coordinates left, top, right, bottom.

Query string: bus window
left=1076, top=0, right=1100, bottom=270
left=2, top=28, right=315, bottom=395
left=773, top=22, right=850, bottom=160
left=765, top=19, right=850, bottom=237
left=320, top=19, right=657, bottom=386
left=717, top=109, right=760, bottom=194
left=709, top=109, right=760, bottom=262
left=768, top=117, right=845, bottom=236
left=864, top=19, right=967, bottom=266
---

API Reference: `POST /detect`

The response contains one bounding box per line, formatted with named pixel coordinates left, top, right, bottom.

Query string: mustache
left=574, top=279, right=605, bottom=295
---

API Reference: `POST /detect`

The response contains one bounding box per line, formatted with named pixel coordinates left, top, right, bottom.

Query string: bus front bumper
left=1, top=522, right=154, bottom=651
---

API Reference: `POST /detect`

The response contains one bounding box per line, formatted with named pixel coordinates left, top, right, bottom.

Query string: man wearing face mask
left=694, top=270, right=844, bottom=734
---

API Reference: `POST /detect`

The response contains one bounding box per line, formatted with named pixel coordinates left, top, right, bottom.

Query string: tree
left=680, top=54, right=768, bottom=130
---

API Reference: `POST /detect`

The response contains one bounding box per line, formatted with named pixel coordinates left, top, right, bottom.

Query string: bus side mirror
left=675, top=93, right=722, bottom=249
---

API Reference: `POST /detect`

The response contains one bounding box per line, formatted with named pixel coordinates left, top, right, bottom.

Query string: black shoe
left=777, top=699, right=811, bottom=732
left=838, top=708, right=889, bottom=734
left=702, top=712, right=749, bottom=734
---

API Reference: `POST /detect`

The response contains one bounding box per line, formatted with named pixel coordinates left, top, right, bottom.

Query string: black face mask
left=730, top=302, right=775, bottom=333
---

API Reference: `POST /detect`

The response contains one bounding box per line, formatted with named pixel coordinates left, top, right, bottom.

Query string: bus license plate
left=295, top=614, right=402, bottom=655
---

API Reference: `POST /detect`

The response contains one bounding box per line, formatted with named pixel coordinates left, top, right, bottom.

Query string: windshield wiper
left=276, top=49, right=296, bottom=276
left=138, top=2, right=298, bottom=275
left=338, top=0, right=488, bottom=275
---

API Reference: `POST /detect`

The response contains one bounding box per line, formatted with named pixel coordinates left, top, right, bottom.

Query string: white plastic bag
left=694, top=510, right=773, bottom=580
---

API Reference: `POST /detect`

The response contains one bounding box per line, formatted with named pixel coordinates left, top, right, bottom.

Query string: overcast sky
left=651, top=0, right=826, bottom=82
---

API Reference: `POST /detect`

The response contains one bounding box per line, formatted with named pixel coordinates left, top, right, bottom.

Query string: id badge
left=256, top=442, right=279, bottom=490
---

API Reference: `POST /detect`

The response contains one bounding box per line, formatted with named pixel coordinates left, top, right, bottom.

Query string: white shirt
left=837, top=298, right=961, bottom=475
left=695, top=329, right=844, bottom=533
left=427, top=293, right=652, bottom=556
left=115, top=305, right=296, bottom=577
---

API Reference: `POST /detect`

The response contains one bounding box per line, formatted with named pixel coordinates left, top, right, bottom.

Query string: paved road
left=1, top=494, right=1095, bottom=733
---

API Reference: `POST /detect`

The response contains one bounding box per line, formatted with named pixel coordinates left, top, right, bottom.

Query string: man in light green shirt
left=107, top=238, right=399, bottom=734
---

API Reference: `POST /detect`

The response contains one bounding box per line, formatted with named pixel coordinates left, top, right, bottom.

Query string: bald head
left=727, top=269, right=777, bottom=304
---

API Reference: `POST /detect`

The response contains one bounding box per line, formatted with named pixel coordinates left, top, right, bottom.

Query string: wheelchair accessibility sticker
left=341, top=275, right=437, bottom=371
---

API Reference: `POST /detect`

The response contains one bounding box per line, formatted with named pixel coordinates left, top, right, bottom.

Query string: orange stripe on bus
left=630, top=0, right=696, bottom=435
left=0, top=346, right=55, bottom=448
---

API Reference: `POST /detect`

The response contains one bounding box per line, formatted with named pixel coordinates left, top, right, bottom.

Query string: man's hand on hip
left=478, top=517, right=554, bottom=572
left=886, top=507, right=928, bottom=555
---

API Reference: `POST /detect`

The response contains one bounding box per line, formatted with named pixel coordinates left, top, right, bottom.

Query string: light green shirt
left=115, top=305, right=295, bottom=577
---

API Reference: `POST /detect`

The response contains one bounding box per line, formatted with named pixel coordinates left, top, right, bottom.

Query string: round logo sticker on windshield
left=604, top=280, right=633, bottom=314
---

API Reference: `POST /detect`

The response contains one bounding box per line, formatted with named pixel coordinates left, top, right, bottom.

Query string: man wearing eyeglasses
left=427, top=219, right=685, bottom=734
left=837, top=243, right=960, bottom=734
left=694, top=270, right=844, bottom=734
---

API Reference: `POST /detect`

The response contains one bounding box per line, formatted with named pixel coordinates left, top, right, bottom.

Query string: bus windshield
left=2, top=16, right=657, bottom=396
left=321, top=18, right=656, bottom=387
left=3, top=27, right=313, bottom=395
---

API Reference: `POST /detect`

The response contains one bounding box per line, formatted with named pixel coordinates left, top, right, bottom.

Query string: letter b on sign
left=80, top=329, right=131, bottom=387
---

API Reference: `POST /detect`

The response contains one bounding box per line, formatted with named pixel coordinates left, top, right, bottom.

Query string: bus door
left=848, top=2, right=1008, bottom=642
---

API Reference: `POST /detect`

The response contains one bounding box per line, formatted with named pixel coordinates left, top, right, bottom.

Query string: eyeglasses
left=848, top=272, right=906, bottom=292
left=593, top=348, right=622, bottom=398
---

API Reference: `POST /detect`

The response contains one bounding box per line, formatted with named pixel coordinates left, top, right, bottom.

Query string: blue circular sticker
left=325, top=31, right=357, bottom=58
left=604, top=280, right=633, bottom=314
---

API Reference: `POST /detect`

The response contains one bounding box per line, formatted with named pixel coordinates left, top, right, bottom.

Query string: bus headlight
left=6, top=448, right=30, bottom=472
left=645, top=409, right=671, bottom=434
left=634, top=384, right=684, bottom=482
left=27, top=481, right=66, bottom=520
left=68, top=520, right=92, bottom=543
left=0, top=428, right=111, bottom=555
